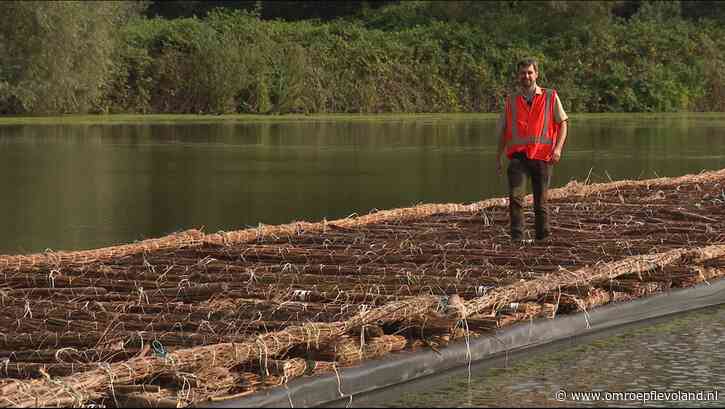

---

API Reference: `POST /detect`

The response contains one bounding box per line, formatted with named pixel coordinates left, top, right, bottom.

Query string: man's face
left=518, top=64, right=538, bottom=88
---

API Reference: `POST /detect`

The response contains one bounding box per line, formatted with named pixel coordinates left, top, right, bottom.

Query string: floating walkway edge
left=204, top=279, right=725, bottom=408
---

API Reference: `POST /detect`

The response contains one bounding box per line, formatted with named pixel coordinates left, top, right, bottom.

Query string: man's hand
left=551, top=147, right=562, bottom=164
left=496, top=154, right=504, bottom=176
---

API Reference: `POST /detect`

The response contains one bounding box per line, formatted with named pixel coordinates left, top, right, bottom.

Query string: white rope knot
left=22, top=300, right=32, bottom=319
left=504, top=302, right=520, bottom=313
left=136, top=287, right=148, bottom=304
left=475, top=285, right=495, bottom=297
left=292, top=290, right=311, bottom=302
left=48, top=269, right=59, bottom=288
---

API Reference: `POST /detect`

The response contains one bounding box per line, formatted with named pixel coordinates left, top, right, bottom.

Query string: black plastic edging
left=199, top=279, right=725, bottom=408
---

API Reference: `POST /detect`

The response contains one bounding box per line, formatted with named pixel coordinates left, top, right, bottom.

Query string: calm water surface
left=0, top=114, right=724, bottom=253
left=355, top=304, right=725, bottom=408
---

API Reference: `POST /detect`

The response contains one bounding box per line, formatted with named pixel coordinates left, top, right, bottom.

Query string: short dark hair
left=517, top=58, right=539, bottom=73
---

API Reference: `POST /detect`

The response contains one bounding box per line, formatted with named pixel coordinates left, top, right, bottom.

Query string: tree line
left=1, top=1, right=724, bottom=115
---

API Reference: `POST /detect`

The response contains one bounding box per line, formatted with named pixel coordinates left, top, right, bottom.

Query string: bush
left=0, top=1, right=140, bottom=114
left=3, top=1, right=725, bottom=115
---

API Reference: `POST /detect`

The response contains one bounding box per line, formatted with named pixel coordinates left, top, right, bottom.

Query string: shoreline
left=1, top=112, right=724, bottom=126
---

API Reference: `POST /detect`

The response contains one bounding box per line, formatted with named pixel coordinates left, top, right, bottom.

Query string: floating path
left=1, top=169, right=724, bottom=407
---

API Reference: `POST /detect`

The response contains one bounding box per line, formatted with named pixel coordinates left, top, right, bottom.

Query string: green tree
left=0, top=1, right=145, bottom=114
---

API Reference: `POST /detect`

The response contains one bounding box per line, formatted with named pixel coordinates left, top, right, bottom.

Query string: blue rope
left=152, top=340, right=167, bottom=358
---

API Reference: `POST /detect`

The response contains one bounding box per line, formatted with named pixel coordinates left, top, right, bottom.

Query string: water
left=355, top=304, right=725, bottom=407
left=0, top=114, right=723, bottom=253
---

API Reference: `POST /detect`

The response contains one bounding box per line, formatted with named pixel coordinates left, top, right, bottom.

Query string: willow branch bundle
left=493, top=302, right=559, bottom=327
left=553, top=288, right=612, bottom=314
left=308, top=360, right=337, bottom=375
left=0, top=230, right=205, bottom=273
left=114, top=389, right=179, bottom=408
left=1, top=287, right=108, bottom=297
left=0, top=295, right=437, bottom=407
left=247, top=358, right=308, bottom=380
left=598, top=280, right=670, bottom=296
left=1, top=363, right=97, bottom=379
left=202, top=168, right=725, bottom=247
left=314, top=335, right=407, bottom=365
left=458, top=244, right=725, bottom=319
left=0, top=346, right=138, bottom=364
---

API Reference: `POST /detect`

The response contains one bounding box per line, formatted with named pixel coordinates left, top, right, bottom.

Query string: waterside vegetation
left=1, top=1, right=724, bottom=116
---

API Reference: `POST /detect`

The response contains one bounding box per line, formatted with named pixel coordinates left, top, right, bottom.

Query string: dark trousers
left=507, top=153, right=552, bottom=240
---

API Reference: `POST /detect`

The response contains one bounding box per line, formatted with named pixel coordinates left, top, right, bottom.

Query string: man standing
left=495, top=58, right=569, bottom=242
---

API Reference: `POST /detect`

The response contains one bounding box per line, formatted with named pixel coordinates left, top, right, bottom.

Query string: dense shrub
left=0, top=1, right=139, bottom=114
left=2, top=1, right=724, bottom=115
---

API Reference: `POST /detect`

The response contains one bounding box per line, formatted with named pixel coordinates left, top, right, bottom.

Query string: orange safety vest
left=504, top=88, right=560, bottom=162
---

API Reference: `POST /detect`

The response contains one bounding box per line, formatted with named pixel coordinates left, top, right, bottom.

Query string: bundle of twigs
left=0, top=230, right=204, bottom=273
left=312, top=335, right=407, bottom=365
left=456, top=245, right=725, bottom=320
left=0, top=296, right=436, bottom=407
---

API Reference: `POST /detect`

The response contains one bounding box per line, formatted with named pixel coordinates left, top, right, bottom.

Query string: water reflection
left=0, top=115, right=723, bottom=253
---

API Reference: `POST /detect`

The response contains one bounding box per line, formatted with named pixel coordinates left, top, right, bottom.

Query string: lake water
left=353, top=304, right=725, bottom=408
left=0, top=114, right=723, bottom=254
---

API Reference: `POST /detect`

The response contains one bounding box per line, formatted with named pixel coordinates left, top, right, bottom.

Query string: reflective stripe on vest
left=510, top=89, right=554, bottom=146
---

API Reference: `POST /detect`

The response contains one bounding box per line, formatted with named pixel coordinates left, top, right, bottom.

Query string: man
left=495, top=58, right=569, bottom=242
